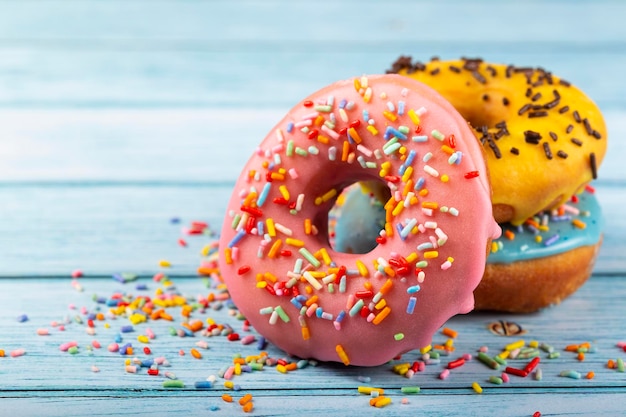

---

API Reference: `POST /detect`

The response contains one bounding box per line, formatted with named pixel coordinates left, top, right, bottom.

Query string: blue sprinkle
left=170, top=217, right=181, bottom=224
left=406, top=297, right=417, bottom=314
left=407, top=285, right=421, bottom=294
left=227, top=230, right=246, bottom=248
left=339, top=99, right=347, bottom=109
left=141, top=359, right=154, bottom=368
left=257, top=182, right=272, bottom=207
left=114, top=333, right=123, bottom=343
left=286, top=122, right=294, bottom=133
left=135, top=284, right=148, bottom=291
left=315, top=307, right=324, bottom=318
left=335, top=310, right=346, bottom=323
left=17, top=314, right=28, bottom=323
left=544, top=234, right=560, bottom=246
left=398, top=101, right=405, bottom=115
left=194, top=381, right=214, bottom=389
left=290, top=298, right=303, bottom=309
left=120, top=325, right=134, bottom=333
left=257, top=336, right=267, bottom=350
left=362, top=109, right=369, bottom=122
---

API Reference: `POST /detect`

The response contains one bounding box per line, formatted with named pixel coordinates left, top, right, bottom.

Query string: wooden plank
left=0, top=50, right=621, bottom=108
left=0, top=0, right=623, bottom=46
left=2, top=391, right=626, bottom=417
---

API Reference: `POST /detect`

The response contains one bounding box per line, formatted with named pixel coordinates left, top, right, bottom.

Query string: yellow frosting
left=390, top=57, right=607, bottom=225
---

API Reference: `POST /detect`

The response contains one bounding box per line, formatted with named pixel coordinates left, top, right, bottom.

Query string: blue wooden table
left=2, top=1, right=626, bottom=416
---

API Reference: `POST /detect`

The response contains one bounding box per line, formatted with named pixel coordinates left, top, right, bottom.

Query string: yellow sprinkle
left=408, top=108, right=420, bottom=125
left=382, top=110, right=397, bottom=122
left=373, top=397, right=392, bottom=408
left=363, top=87, right=372, bottom=103
left=285, top=238, right=305, bottom=248
left=278, top=185, right=290, bottom=200
left=441, top=174, right=449, bottom=183
left=491, top=241, right=499, bottom=253
left=356, top=260, right=369, bottom=277
left=498, top=350, right=510, bottom=359
left=358, top=386, right=385, bottom=395
left=304, top=218, right=312, bottom=235
left=263, top=272, right=278, bottom=283
left=319, top=248, right=332, bottom=265
left=276, top=364, right=287, bottom=374
left=224, top=381, right=235, bottom=389
left=529, top=340, right=539, bottom=348
left=336, top=344, right=350, bottom=366
left=353, top=78, right=362, bottom=91
left=424, top=251, right=439, bottom=259
left=374, top=298, right=387, bottom=310
left=420, top=345, right=432, bottom=354
left=266, top=218, right=276, bottom=237
left=391, top=200, right=405, bottom=216
left=401, top=166, right=414, bottom=183
left=255, top=281, right=267, bottom=289
left=472, top=382, right=483, bottom=394
left=505, top=339, right=525, bottom=351
left=158, top=260, right=171, bottom=268
left=366, top=125, right=379, bottom=135
left=406, top=252, right=418, bottom=263
left=535, top=235, right=543, bottom=243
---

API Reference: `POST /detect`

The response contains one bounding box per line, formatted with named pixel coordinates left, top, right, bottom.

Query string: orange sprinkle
left=336, top=344, right=350, bottom=366
left=348, top=127, right=362, bottom=144
left=372, top=306, right=391, bottom=325
left=586, top=371, right=595, bottom=379
left=224, top=248, right=233, bottom=264
left=222, top=394, right=233, bottom=403
left=190, top=348, right=202, bottom=359
left=442, top=327, right=458, bottom=339
left=572, top=219, right=587, bottom=229
left=301, top=326, right=310, bottom=340
left=242, top=401, right=254, bottom=413
left=422, top=201, right=439, bottom=210
left=239, top=393, right=253, bottom=406
left=504, top=230, right=515, bottom=240
left=341, top=140, right=350, bottom=162
left=304, top=218, right=312, bottom=235
left=577, top=352, right=585, bottom=361
left=608, top=359, right=616, bottom=369
left=267, top=239, right=283, bottom=258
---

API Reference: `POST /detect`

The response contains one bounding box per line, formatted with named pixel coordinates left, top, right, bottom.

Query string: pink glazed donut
left=219, top=74, right=501, bottom=366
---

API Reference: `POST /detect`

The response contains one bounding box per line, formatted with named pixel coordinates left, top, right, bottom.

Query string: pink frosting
left=219, top=74, right=501, bottom=366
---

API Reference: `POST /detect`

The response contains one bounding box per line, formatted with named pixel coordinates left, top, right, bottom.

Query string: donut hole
left=327, top=181, right=390, bottom=254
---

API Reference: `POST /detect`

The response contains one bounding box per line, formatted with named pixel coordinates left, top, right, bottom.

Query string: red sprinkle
left=524, top=357, right=541, bottom=373
left=237, top=266, right=251, bottom=276
left=279, top=250, right=292, bottom=257
left=147, top=369, right=159, bottom=376
left=505, top=367, right=529, bottom=377
left=464, top=171, right=479, bottom=179
left=447, top=134, right=457, bottom=148
left=227, top=333, right=240, bottom=342
left=355, top=290, right=374, bottom=299
left=143, top=347, right=151, bottom=355
left=303, top=100, right=313, bottom=107
left=447, top=358, right=466, bottom=369
left=308, top=129, right=319, bottom=140
left=349, top=120, right=361, bottom=128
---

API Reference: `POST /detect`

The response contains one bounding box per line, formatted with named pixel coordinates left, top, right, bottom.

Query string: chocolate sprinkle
left=482, top=94, right=489, bottom=101
left=471, top=70, right=487, bottom=84
left=583, top=118, right=593, bottom=135
left=590, top=152, right=598, bottom=179
left=549, top=131, right=558, bottom=141
left=430, top=68, right=440, bottom=76
left=510, top=147, right=520, bottom=155
left=518, top=104, right=531, bottom=116
left=559, top=106, right=570, bottom=114
left=593, top=130, right=602, bottom=139
left=573, top=110, right=581, bottom=123
left=528, top=110, right=548, bottom=118
left=557, top=150, right=568, bottom=159
left=488, top=138, right=502, bottom=159
left=531, top=92, right=542, bottom=102
left=566, top=124, right=574, bottom=134
left=571, top=138, right=583, bottom=147
left=502, top=97, right=510, bottom=106
left=449, top=65, right=461, bottom=73
left=543, top=142, right=553, bottom=159
left=524, top=130, right=542, bottom=144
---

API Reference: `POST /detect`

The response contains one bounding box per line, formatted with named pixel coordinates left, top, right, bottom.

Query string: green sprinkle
left=349, top=299, right=365, bottom=317
left=394, top=333, right=405, bottom=341
left=618, top=358, right=625, bottom=372
left=431, top=129, right=445, bottom=141
left=231, top=213, right=241, bottom=229
left=429, top=351, right=440, bottom=359
left=383, top=142, right=402, bottom=155
left=327, top=283, right=335, bottom=293
left=274, top=306, right=290, bottom=323
left=365, top=162, right=377, bottom=169
left=298, top=248, right=321, bottom=268
left=415, top=261, right=428, bottom=268
left=534, top=369, right=543, bottom=381
left=314, top=105, right=332, bottom=113
left=493, top=355, right=507, bottom=366
left=163, top=380, right=185, bottom=389
left=168, top=326, right=177, bottom=336
left=488, top=376, right=503, bottom=385
left=477, top=352, right=500, bottom=370
left=286, top=140, right=295, bottom=157
left=68, top=346, right=79, bottom=355
left=548, top=351, right=561, bottom=359
left=295, top=147, right=308, bottom=157
left=400, top=386, right=421, bottom=394
left=250, top=362, right=264, bottom=371
left=398, top=125, right=410, bottom=134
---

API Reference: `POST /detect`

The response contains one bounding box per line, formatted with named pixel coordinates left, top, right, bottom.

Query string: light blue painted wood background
left=1, top=1, right=625, bottom=416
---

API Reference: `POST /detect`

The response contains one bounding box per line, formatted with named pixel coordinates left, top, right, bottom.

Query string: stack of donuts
left=218, top=58, right=607, bottom=366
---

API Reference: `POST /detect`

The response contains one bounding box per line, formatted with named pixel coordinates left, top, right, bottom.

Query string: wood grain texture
left=1, top=0, right=625, bottom=415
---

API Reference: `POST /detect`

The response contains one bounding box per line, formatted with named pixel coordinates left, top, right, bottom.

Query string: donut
left=476, top=187, right=603, bottom=312
left=331, top=182, right=603, bottom=313
left=385, top=56, right=608, bottom=312
left=219, top=74, right=501, bottom=366
left=388, top=56, right=607, bottom=225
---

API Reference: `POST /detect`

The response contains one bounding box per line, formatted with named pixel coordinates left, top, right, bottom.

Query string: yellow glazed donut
left=388, top=57, right=607, bottom=225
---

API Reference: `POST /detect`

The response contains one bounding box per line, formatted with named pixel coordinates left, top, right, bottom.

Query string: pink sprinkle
left=36, top=328, right=50, bottom=336
left=462, top=353, right=473, bottom=361
left=241, top=335, right=256, bottom=345
left=107, top=343, right=119, bottom=353
left=223, top=366, right=235, bottom=380
left=501, top=373, right=510, bottom=383
left=10, top=349, right=26, bottom=358
left=125, top=365, right=137, bottom=373
left=146, top=328, right=155, bottom=339
left=58, top=325, right=65, bottom=331
left=91, top=365, right=100, bottom=373
left=92, top=340, right=101, bottom=349
left=71, top=270, right=83, bottom=278
left=60, top=341, right=78, bottom=352
left=617, top=341, right=626, bottom=348
left=153, top=273, right=165, bottom=282
left=68, top=304, right=76, bottom=310
left=179, top=349, right=185, bottom=356
left=154, top=357, right=166, bottom=365
left=439, top=369, right=450, bottom=380
left=479, top=346, right=489, bottom=353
